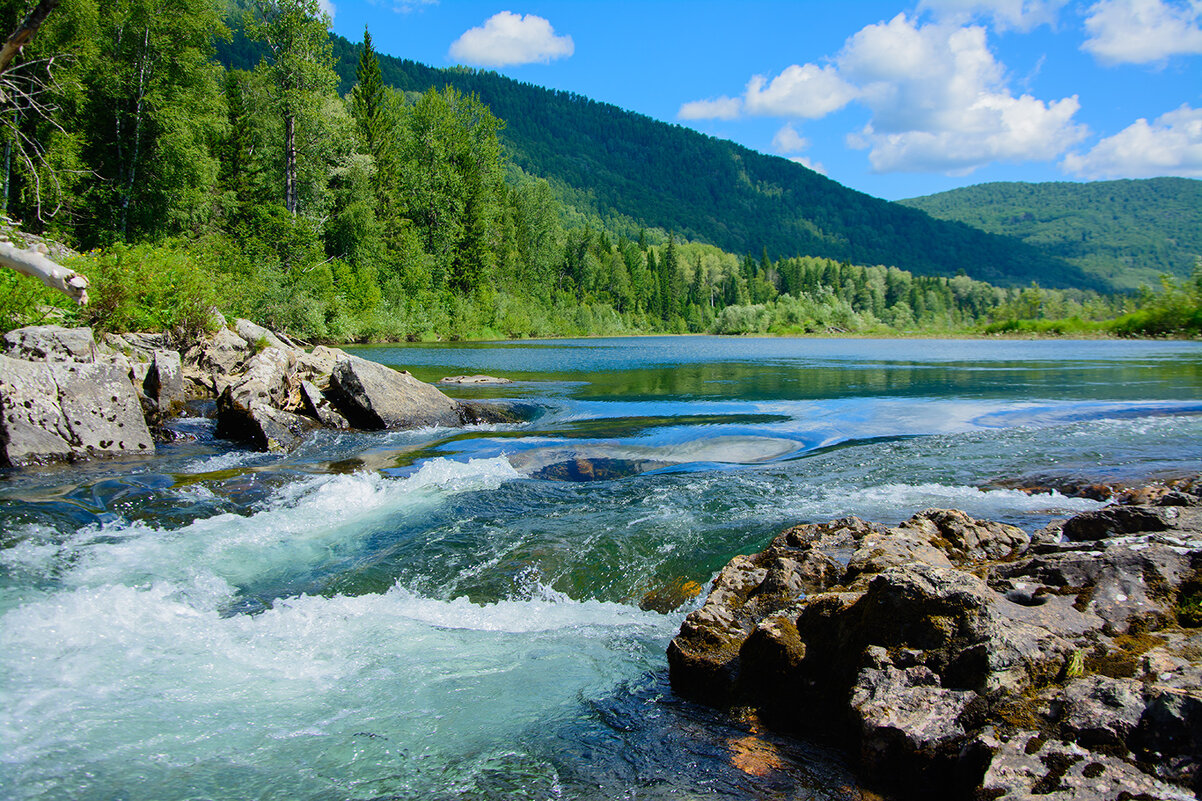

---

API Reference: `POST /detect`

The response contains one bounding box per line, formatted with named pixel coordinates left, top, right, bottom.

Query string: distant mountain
left=215, top=30, right=1102, bottom=290
left=899, top=178, right=1202, bottom=290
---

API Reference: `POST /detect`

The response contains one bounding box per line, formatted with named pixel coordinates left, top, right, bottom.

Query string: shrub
left=75, top=242, right=218, bottom=338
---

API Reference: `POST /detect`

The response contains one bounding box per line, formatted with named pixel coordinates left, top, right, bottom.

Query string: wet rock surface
left=1, top=320, right=521, bottom=462
left=668, top=487, right=1202, bottom=800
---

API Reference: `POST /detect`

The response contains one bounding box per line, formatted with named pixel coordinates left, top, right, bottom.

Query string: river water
left=3, top=336, right=1201, bottom=800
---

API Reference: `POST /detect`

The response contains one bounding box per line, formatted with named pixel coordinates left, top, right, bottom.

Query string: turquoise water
left=2, top=336, right=1201, bottom=799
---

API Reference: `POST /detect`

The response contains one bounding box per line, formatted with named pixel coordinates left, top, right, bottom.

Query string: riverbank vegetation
left=1, top=0, right=1198, bottom=340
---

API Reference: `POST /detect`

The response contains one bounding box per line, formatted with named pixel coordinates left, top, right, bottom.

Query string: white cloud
left=772, top=124, right=825, bottom=173
left=838, top=14, right=1087, bottom=172
left=918, top=0, right=1069, bottom=31
left=448, top=11, right=574, bottom=67
left=744, top=63, right=858, bottom=118
left=1063, top=104, right=1202, bottom=177
left=678, top=12, right=1086, bottom=174
left=788, top=155, right=827, bottom=174
left=677, top=96, right=743, bottom=120
left=771, top=123, right=810, bottom=154
left=317, top=0, right=335, bottom=19
left=1082, top=0, right=1202, bottom=65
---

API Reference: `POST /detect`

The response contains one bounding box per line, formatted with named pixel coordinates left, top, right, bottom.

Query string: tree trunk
left=0, top=238, right=88, bottom=304
left=284, top=111, right=296, bottom=215
left=0, top=0, right=61, bottom=72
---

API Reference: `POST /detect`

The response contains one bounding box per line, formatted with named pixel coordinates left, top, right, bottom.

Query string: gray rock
left=2, top=325, right=97, bottom=363
left=1059, top=675, right=1145, bottom=748
left=143, top=349, right=184, bottom=414
left=215, top=347, right=300, bottom=450
left=439, top=374, right=512, bottom=385
left=668, top=497, right=1202, bottom=800
left=185, top=327, right=251, bottom=394
left=0, top=351, right=153, bottom=466
left=102, top=331, right=168, bottom=362
left=980, top=733, right=1193, bottom=801
left=329, top=354, right=465, bottom=430
left=295, top=345, right=343, bottom=388
left=1062, top=505, right=1175, bottom=540
left=234, top=318, right=299, bottom=356
left=300, top=380, right=349, bottom=430
left=909, top=508, right=1030, bottom=562
left=851, top=664, right=978, bottom=785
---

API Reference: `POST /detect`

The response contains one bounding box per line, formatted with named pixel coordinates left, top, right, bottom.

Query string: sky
left=322, top=0, right=1202, bottom=201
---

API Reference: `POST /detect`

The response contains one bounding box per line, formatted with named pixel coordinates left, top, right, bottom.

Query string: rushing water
left=3, top=336, right=1201, bottom=800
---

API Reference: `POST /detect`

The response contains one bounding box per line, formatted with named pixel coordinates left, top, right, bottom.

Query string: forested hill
left=899, top=178, right=1202, bottom=290
left=300, top=35, right=1095, bottom=291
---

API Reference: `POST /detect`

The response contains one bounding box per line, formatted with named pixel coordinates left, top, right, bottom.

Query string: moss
left=1085, top=633, right=1166, bottom=679
left=1175, top=572, right=1202, bottom=627
left=1072, top=584, right=1096, bottom=613
left=1082, top=761, right=1105, bottom=779
left=1031, top=751, right=1082, bottom=794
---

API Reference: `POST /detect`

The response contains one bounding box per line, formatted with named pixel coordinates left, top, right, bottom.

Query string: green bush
left=75, top=242, right=219, bottom=337
left=0, top=268, right=80, bottom=334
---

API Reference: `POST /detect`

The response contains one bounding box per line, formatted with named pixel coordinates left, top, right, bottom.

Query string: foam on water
left=7, top=457, right=522, bottom=593
left=0, top=575, right=672, bottom=801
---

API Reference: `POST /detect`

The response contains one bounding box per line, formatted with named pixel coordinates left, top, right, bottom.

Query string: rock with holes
left=0, top=327, right=153, bottom=466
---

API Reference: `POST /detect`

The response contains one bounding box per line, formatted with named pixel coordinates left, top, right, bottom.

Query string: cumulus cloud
left=677, top=96, right=743, bottom=120
left=317, top=0, right=335, bottom=19
left=744, top=63, right=858, bottom=118
left=678, top=12, right=1086, bottom=173
left=1082, top=0, right=1202, bottom=65
left=771, top=124, right=825, bottom=173
left=838, top=14, right=1087, bottom=172
left=449, top=11, right=574, bottom=67
left=918, top=0, right=1069, bottom=30
left=1063, top=104, right=1202, bottom=177
left=788, top=155, right=827, bottom=174
left=771, top=123, right=810, bottom=154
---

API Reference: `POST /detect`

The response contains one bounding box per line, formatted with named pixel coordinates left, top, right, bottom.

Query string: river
left=3, top=336, right=1201, bottom=800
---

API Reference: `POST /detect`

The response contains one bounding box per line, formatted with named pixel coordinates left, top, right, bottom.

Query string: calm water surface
left=2, top=337, right=1201, bottom=800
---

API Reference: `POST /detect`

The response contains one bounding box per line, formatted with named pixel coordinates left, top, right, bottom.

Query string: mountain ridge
left=305, top=34, right=1103, bottom=291
left=899, top=178, right=1202, bottom=290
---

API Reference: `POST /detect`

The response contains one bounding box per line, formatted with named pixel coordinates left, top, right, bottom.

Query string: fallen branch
left=0, top=236, right=87, bottom=304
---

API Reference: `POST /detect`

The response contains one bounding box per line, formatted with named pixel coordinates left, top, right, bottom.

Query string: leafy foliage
left=317, top=40, right=1100, bottom=291
left=899, top=179, right=1202, bottom=290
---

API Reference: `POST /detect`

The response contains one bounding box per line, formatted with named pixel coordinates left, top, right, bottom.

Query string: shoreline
left=668, top=477, right=1202, bottom=800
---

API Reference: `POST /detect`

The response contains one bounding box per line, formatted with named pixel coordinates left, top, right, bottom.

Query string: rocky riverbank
left=668, top=479, right=1202, bottom=800
left=0, top=318, right=516, bottom=466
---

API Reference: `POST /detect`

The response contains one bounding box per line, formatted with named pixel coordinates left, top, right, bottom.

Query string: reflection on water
left=2, top=337, right=1201, bottom=800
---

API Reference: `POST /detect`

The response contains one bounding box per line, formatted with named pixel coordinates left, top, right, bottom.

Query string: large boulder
left=4, top=324, right=96, bottom=362
left=0, top=327, right=153, bottom=466
left=668, top=493, right=1202, bottom=800
left=329, top=353, right=474, bottom=430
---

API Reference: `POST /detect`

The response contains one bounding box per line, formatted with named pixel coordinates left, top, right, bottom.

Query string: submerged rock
left=439, top=374, right=512, bottom=385
left=668, top=492, right=1202, bottom=800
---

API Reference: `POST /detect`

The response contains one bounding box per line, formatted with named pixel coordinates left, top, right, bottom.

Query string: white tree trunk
left=0, top=238, right=88, bottom=304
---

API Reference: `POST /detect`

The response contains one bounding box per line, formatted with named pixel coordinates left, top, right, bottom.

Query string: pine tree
left=350, top=26, right=391, bottom=186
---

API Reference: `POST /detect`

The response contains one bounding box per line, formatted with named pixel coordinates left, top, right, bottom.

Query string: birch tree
left=246, top=0, right=335, bottom=217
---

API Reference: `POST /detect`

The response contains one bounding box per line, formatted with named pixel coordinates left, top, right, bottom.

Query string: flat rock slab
left=439, top=374, right=512, bottom=385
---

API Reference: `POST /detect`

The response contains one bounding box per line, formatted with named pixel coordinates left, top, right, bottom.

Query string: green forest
left=1, top=0, right=1198, bottom=341
left=900, top=178, right=1202, bottom=290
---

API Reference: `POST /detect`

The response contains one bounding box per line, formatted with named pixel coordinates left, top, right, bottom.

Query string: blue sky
left=323, top=0, right=1202, bottom=200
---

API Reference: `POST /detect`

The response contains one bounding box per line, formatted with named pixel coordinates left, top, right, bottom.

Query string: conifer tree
left=350, top=26, right=390, bottom=183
